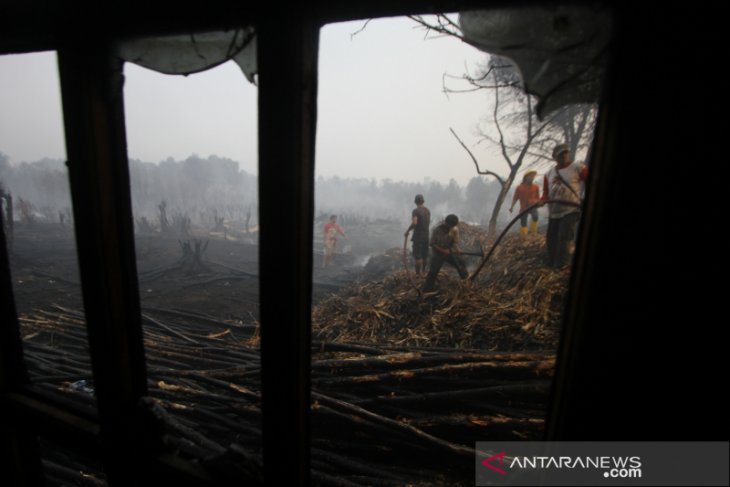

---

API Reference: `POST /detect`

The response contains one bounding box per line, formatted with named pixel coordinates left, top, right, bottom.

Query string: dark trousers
left=519, top=208, right=539, bottom=227
left=411, top=239, right=429, bottom=261
left=423, top=252, right=468, bottom=291
left=545, top=212, right=580, bottom=268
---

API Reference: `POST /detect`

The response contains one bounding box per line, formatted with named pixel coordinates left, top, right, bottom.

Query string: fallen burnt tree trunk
left=313, top=359, right=554, bottom=387
left=19, top=307, right=552, bottom=486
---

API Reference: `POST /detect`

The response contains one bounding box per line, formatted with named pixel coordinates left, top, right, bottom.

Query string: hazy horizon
left=0, top=16, right=508, bottom=187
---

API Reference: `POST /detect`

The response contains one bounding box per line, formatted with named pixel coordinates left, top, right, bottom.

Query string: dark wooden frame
left=1, top=2, right=725, bottom=486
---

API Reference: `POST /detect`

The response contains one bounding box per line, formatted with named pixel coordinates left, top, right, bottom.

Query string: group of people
left=322, top=143, right=587, bottom=288
left=510, top=143, right=587, bottom=268
left=404, top=195, right=467, bottom=292
left=404, top=143, right=587, bottom=291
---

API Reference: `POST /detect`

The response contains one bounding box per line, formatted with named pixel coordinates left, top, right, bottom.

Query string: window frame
left=0, top=4, right=625, bottom=486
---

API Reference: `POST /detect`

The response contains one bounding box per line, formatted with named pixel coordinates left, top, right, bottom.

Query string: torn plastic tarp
left=114, top=28, right=257, bottom=83
left=459, top=6, right=613, bottom=117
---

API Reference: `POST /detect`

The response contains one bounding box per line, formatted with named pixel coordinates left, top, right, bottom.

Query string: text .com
left=604, top=467, right=642, bottom=479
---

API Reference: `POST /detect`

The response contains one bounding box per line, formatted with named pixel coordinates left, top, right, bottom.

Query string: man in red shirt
left=322, top=214, right=347, bottom=268
left=509, top=170, right=541, bottom=237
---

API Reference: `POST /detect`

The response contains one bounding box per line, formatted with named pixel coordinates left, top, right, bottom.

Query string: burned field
left=11, top=221, right=566, bottom=486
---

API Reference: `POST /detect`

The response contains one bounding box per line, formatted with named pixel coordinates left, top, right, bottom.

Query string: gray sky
left=0, top=16, right=496, bottom=185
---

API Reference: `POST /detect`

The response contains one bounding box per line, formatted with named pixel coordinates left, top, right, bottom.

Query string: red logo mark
left=482, top=451, right=507, bottom=475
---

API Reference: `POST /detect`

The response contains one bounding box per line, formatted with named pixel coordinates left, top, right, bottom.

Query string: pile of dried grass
left=456, top=221, right=489, bottom=251
left=313, top=233, right=568, bottom=351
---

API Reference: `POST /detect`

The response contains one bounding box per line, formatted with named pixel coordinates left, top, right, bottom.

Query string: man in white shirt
left=541, top=143, right=588, bottom=268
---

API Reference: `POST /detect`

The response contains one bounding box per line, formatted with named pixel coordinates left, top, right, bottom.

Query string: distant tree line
left=0, top=152, right=71, bottom=221
left=315, top=175, right=503, bottom=226
left=128, top=154, right=258, bottom=228
left=2, top=150, right=514, bottom=229
left=0, top=152, right=259, bottom=228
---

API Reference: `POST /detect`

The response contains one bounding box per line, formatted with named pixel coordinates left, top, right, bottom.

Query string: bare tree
left=158, top=200, right=170, bottom=233
left=0, top=182, right=13, bottom=250
left=411, top=15, right=597, bottom=235
left=545, top=104, right=597, bottom=160
left=448, top=75, right=560, bottom=236
left=453, top=60, right=596, bottom=236
left=445, top=56, right=564, bottom=235
left=18, top=197, right=36, bottom=224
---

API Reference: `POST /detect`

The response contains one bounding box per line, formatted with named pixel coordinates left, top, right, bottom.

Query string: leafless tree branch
left=439, top=14, right=462, bottom=33
left=449, top=128, right=505, bottom=188
left=440, top=63, right=519, bottom=97
left=491, top=83, right=513, bottom=170
left=408, top=15, right=487, bottom=51
left=477, top=132, right=552, bottom=164
left=409, top=14, right=597, bottom=236
left=350, top=19, right=372, bottom=40
left=408, top=14, right=462, bottom=37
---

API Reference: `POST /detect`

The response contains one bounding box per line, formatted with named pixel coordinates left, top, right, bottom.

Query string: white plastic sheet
left=459, top=6, right=612, bottom=117
left=115, top=28, right=257, bottom=83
